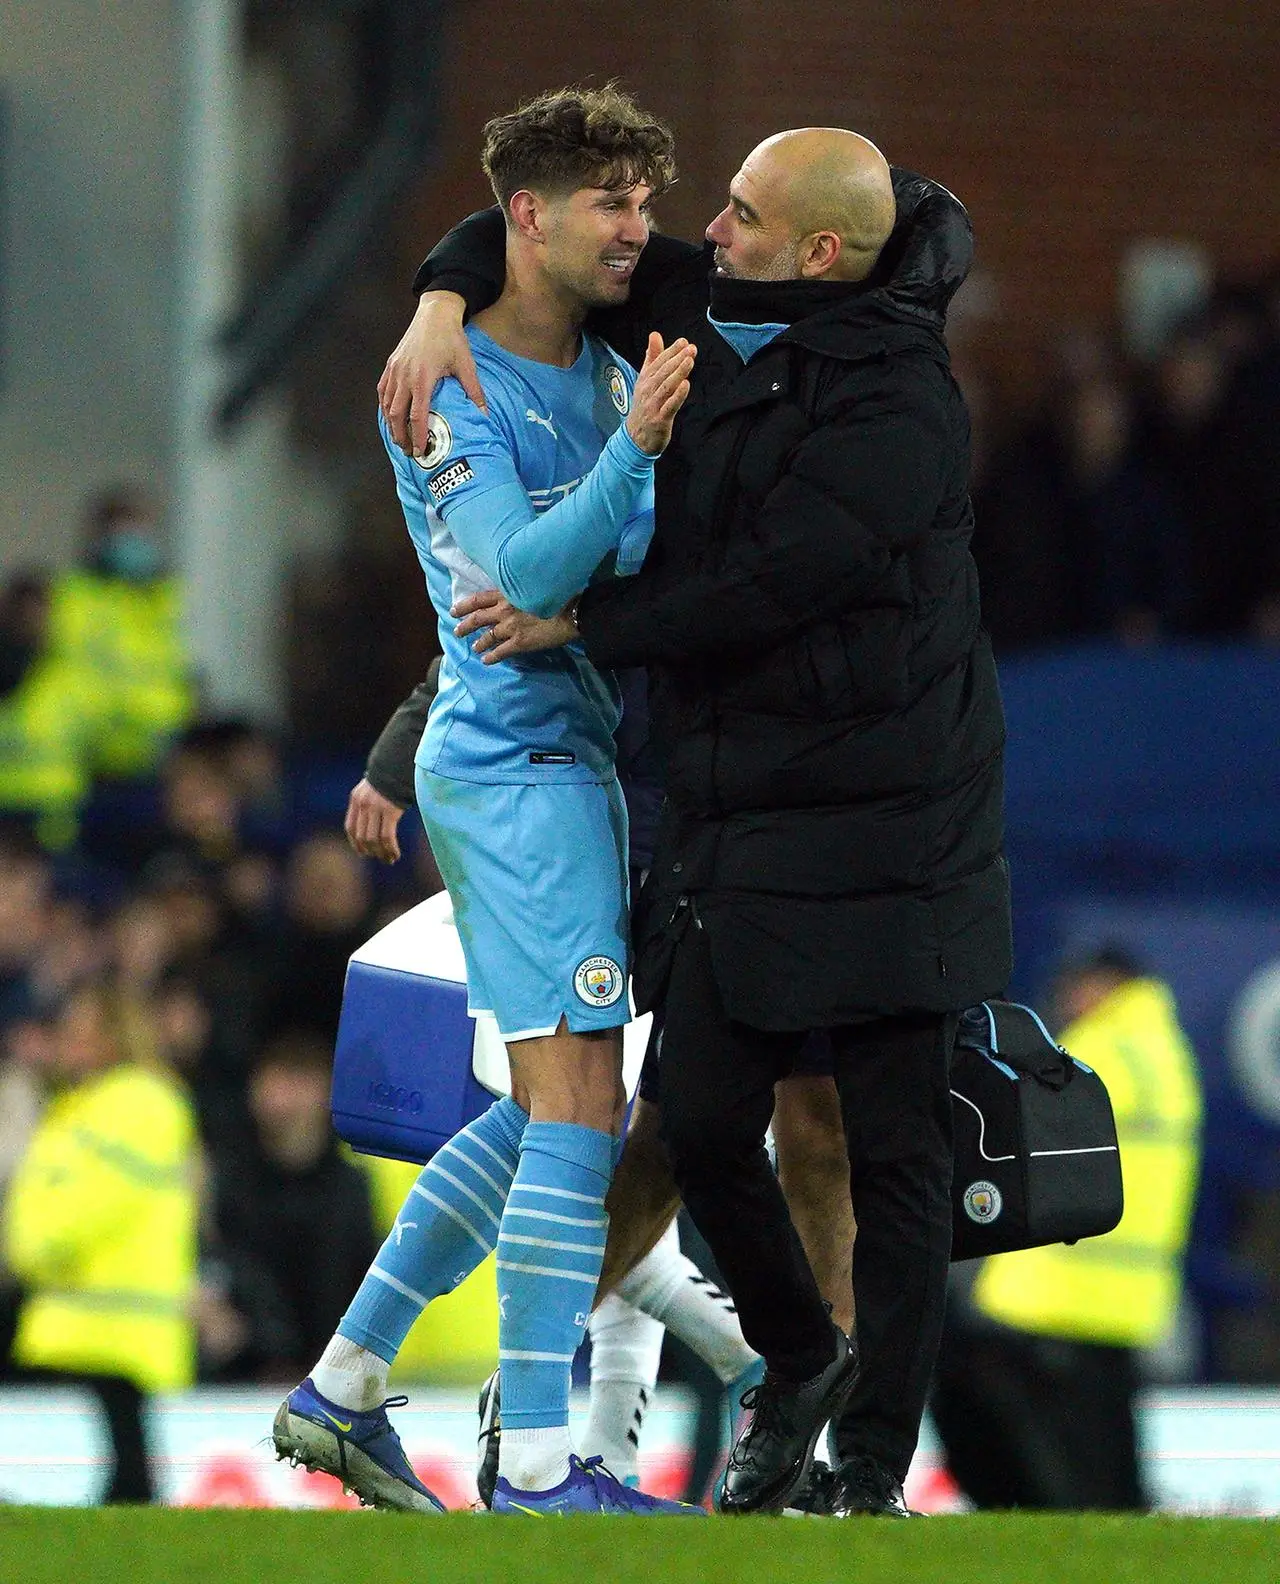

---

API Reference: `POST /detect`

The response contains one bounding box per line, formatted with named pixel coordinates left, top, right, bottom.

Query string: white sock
left=583, top=1293, right=665, bottom=1481
left=616, top=1220, right=760, bottom=1385
left=499, top=1425, right=574, bottom=1492
left=310, top=1334, right=390, bottom=1412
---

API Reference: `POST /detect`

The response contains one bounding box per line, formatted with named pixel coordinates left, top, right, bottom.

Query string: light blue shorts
left=415, top=768, right=631, bottom=1042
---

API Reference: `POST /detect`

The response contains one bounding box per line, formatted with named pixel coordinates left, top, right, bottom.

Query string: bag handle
left=956, top=1000, right=1074, bottom=1091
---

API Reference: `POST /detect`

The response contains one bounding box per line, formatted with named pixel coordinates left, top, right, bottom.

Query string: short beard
left=715, top=240, right=802, bottom=282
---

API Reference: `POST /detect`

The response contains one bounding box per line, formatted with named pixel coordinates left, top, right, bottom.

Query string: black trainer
left=827, top=1453, right=917, bottom=1517
left=475, top=1368, right=500, bottom=1510
left=717, top=1327, right=859, bottom=1515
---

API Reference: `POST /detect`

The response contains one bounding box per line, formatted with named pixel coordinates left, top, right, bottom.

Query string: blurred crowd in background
left=0, top=242, right=1277, bottom=1505
left=961, top=262, right=1280, bottom=653
left=0, top=485, right=454, bottom=1412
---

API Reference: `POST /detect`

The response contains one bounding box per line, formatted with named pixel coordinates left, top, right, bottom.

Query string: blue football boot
left=272, top=1377, right=446, bottom=1513
left=493, top=1455, right=706, bottom=1516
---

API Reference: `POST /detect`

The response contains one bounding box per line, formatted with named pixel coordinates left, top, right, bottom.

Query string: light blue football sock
left=338, top=1095, right=528, bottom=1363
left=497, top=1120, right=614, bottom=1430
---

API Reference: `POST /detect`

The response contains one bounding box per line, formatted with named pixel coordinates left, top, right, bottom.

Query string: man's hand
left=626, top=332, right=697, bottom=455
left=377, top=290, right=487, bottom=457
left=452, top=590, right=578, bottom=663
left=345, top=777, right=406, bottom=863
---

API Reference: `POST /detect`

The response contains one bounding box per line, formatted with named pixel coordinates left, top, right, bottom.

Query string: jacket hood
left=870, top=166, right=974, bottom=327
left=705, top=166, right=973, bottom=354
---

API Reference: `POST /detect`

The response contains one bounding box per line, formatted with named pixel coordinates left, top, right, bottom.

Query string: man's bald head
left=707, top=128, right=896, bottom=283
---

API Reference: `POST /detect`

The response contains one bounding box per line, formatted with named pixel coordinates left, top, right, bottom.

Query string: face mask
left=97, top=528, right=164, bottom=582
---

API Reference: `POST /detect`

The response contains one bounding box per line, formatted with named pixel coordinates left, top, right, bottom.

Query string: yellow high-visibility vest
left=3, top=1062, right=199, bottom=1392
left=973, top=978, right=1202, bottom=1347
left=0, top=652, right=102, bottom=848
left=47, top=570, right=194, bottom=778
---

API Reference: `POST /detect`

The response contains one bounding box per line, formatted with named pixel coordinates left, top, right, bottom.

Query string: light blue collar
left=706, top=308, right=788, bottom=364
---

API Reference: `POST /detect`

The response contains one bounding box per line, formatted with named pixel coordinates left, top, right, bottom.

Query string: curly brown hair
left=482, top=85, right=676, bottom=212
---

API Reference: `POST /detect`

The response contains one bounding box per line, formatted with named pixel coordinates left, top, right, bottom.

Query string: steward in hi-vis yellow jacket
left=0, top=648, right=102, bottom=849
left=3, top=1060, right=199, bottom=1392
left=47, top=568, right=194, bottom=781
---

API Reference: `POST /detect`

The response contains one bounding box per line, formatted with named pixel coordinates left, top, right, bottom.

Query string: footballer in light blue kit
left=273, top=86, right=703, bottom=1519
left=386, top=323, right=650, bottom=1040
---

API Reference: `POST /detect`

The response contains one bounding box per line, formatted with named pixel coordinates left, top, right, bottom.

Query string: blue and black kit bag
left=949, top=999, right=1124, bottom=1260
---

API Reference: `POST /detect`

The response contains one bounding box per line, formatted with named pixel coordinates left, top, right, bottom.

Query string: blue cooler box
left=331, top=891, right=651, bottom=1165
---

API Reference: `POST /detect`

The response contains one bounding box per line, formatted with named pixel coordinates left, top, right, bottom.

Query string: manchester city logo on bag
left=962, top=1180, right=1003, bottom=1224
left=573, top=954, right=625, bottom=1007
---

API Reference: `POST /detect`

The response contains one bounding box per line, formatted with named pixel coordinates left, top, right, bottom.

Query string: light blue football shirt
left=380, top=326, right=654, bottom=785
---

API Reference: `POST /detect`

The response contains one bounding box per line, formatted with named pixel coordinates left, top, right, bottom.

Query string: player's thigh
left=513, top=777, right=632, bottom=1038
left=520, top=776, right=632, bottom=1028
left=416, top=773, right=630, bottom=1044
left=414, top=767, right=504, bottom=1017
left=507, top=1020, right=625, bottom=1132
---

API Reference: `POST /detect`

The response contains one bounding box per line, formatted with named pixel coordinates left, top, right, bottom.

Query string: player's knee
left=517, top=1027, right=623, bottom=1132
left=619, top=1097, right=667, bottom=1166
left=526, top=1079, right=616, bottom=1132
left=610, top=1115, right=676, bottom=1206
left=626, top=1092, right=658, bottom=1129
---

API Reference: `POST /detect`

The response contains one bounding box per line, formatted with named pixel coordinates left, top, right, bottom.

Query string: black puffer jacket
left=417, top=171, right=1012, bottom=1026
left=580, top=174, right=1011, bottom=1025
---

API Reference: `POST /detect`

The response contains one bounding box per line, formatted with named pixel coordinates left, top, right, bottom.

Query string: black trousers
left=655, top=922, right=956, bottom=1483
left=931, top=1319, right=1145, bottom=1509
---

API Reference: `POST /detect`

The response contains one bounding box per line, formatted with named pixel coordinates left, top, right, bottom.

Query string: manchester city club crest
left=962, top=1180, right=1003, bottom=1224
left=605, top=364, right=630, bottom=415
left=412, top=410, right=453, bottom=469
left=573, top=954, right=625, bottom=1007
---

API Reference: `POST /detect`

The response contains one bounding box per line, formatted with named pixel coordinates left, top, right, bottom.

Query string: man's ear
left=799, top=230, right=842, bottom=279
left=508, top=189, right=549, bottom=243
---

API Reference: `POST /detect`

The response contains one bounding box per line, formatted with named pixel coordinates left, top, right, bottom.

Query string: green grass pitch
left=0, top=1509, right=1276, bottom=1584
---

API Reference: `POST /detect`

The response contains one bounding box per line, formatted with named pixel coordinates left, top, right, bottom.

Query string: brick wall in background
left=403, top=0, right=1280, bottom=409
